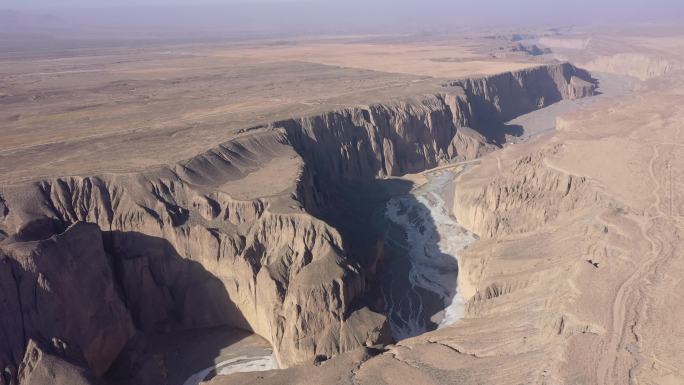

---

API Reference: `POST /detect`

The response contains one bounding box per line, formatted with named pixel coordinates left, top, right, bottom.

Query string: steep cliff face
left=0, top=148, right=385, bottom=372
left=451, top=142, right=609, bottom=319
left=449, top=63, right=595, bottom=142
left=278, top=92, right=486, bottom=181
left=453, top=144, right=604, bottom=238
left=0, top=62, right=595, bottom=384
left=0, top=223, right=135, bottom=378
left=0, top=130, right=390, bottom=375
left=281, top=62, right=594, bottom=183
left=583, top=53, right=679, bottom=80
left=18, top=339, right=98, bottom=385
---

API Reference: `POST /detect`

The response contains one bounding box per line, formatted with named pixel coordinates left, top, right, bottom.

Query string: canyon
left=1, top=26, right=684, bottom=385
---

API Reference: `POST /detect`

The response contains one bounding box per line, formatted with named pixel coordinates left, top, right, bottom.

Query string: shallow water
left=383, top=169, right=475, bottom=340
left=183, top=353, right=277, bottom=385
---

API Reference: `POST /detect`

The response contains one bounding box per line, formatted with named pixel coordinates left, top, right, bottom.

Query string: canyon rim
left=1, top=4, right=684, bottom=385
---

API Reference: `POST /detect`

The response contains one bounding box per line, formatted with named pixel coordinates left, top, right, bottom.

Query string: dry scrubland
left=1, top=27, right=683, bottom=385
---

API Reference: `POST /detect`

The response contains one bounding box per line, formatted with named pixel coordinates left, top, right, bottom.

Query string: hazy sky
left=2, top=0, right=683, bottom=40
left=4, top=0, right=683, bottom=11
left=3, top=0, right=287, bottom=8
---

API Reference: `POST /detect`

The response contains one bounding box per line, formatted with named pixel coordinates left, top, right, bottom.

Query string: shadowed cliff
left=0, top=62, right=596, bottom=385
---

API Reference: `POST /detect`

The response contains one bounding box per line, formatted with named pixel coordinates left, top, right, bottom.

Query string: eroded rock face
left=277, top=93, right=486, bottom=180
left=282, top=63, right=595, bottom=181
left=17, top=339, right=96, bottom=385
left=453, top=145, right=602, bottom=237
left=0, top=142, right=390, bottom=370
left=0, top=222, right=135, bottom=383
left=0, top=62, right=595, bottom=382
left=583, top=53, right=680, bottom=80
left=452, top=63, right=596, bottom=136
left=511, top=43, right=553, bottom=56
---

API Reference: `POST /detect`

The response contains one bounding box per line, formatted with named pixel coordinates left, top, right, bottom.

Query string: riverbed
left=382, top=167, right=476, bottom=340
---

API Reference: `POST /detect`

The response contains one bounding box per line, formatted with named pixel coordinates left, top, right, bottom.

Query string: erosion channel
left=0, top=62, right=602, bottom=385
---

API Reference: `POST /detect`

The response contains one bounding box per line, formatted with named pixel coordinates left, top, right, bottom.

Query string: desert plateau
left=1, top=2, right=684, bottom=385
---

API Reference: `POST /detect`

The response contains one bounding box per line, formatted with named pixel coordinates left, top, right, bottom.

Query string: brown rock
left=0, top=223, right=135, bottom=377
left=18, top=340, right=96, bottom=385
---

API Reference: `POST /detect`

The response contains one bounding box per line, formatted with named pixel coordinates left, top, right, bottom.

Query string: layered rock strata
left=0, top=62, right=595, bottom=384
left=208, top=68, right=684, bottom=385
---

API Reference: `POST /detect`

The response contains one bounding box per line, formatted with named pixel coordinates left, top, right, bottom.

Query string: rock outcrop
left=283, top=63, right=594, bottom=181
left=17, top=339, right=97, bottom=385
left=584, top=53, right=679, bottom=80
left=0, top=62, right=595, bottom=384
left=511, top=43, right=552, bottom=56
left=205, top=64, right=684, bottom=385
left=0, top=222, right=135, bottom=382
left=451, top=63, right=595, bottom=127
left=277, top=93, right=490, bottom=182
left=453, top=144, right=603, bottom=237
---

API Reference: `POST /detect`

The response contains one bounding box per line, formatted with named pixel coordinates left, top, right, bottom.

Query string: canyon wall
left=205, top=62, right=620, bottom=385
left=281, top=63, right=594, bottom=183
left=583, top=53, right=679, bottom=81
left=453, top=144, right=604, bottom=238
left=450, top=63, right=595, bottom=141
left=0, top=62, right=595, bottom=384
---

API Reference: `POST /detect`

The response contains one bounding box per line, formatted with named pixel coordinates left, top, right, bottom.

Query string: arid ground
left=1, top=24, right=684, bottom=385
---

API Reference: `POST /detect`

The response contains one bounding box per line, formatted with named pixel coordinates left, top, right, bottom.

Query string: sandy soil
left=0, top=35, right=549, bottom=184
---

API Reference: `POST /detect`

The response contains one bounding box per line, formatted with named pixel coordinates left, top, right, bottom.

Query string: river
left=382, top=167, right=476, bottom=340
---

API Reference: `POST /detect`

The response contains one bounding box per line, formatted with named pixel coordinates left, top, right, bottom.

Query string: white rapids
left=384, top=169, right=475, bottom=340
